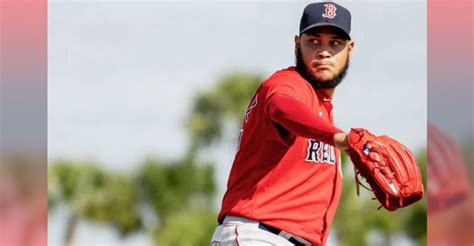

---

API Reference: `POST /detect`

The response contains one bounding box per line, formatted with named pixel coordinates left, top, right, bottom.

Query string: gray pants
left=210, top=216, right=310, bottom=246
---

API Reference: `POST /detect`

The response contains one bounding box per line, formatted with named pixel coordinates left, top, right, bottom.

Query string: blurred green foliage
left=154, top=209, right=217, bottom=246
left=187, top=73, right=262, bottom=154
left=49, top=157, right=216, bottom=245
left=135, top=158, right=215, bottom=217
left=48, top=160, right=142, bottom=243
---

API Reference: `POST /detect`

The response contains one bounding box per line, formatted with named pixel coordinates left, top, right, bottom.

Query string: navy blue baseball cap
left=299, top=2, right=352, bottom=40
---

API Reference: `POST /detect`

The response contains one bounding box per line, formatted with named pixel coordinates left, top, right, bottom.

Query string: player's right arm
left=267, top=94, right=349, bottom=149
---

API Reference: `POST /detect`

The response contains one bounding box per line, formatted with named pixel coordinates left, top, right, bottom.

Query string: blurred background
left=426, top=0, right=473, bottom=245
left=1, top=1, right=47, bottom=245
left=47, top=1, right=430, bottom=245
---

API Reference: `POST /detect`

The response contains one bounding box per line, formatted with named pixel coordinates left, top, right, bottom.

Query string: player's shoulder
left=257, top=67, right=314, bottom=102
left=262, top=66, right=306, bottom=88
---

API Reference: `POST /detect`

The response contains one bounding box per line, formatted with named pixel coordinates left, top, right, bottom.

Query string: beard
left=295, top=47, right=350, bottom=89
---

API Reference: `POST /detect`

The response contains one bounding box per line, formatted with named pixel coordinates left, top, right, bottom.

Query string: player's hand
left=333, top=132, right=349, bottom=151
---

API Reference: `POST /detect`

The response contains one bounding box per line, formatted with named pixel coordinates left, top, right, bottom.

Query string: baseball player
left=211, top=2, right=352, bottom=245
left=211, top=1, right=422, bottom=246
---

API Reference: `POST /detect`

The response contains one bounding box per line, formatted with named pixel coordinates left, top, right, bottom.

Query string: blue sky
left=48, top=1, right=426, bottom=244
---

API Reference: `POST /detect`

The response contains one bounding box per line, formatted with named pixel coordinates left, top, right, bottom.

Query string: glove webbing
left=354, top=166, right=373, bottom=196
left=354, top=168, right=384, bottom=210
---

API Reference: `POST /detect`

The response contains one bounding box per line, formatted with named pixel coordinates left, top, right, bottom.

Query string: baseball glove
left=347, top=128, right=424, bottom=211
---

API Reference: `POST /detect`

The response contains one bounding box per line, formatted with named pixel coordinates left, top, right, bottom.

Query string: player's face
left=295, top=26, right=354, bottom=83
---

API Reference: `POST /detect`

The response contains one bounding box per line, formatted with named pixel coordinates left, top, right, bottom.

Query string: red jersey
left=218, top=67, right=343, bottom=246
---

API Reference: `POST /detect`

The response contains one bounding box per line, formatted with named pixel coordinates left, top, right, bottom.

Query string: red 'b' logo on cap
left=322, top=3, right=337, bottom=18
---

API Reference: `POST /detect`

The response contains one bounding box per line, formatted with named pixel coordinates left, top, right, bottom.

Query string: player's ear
left=294, top=35, right=301, bottom=55
left=347, top=40, right=355, bottom=58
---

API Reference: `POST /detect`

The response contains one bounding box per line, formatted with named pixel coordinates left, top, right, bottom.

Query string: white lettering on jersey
left=305, top=139, right=337, bottom=165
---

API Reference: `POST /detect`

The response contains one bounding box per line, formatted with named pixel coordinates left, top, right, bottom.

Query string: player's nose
left=317, top=50, right=331, bottom=59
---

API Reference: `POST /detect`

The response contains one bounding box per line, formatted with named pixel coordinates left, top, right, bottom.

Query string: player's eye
left=308, top=39, right=320, bottom=45
left=330, top=40, right=342, bottom=46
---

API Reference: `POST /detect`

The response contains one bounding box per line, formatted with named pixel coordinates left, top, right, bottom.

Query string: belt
left=219, top=216, right=311, bottom=245
left=258, top=222, right=305, bottom=246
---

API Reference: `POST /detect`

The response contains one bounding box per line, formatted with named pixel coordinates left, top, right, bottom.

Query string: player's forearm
left=267, top=94, right=344, bottom=146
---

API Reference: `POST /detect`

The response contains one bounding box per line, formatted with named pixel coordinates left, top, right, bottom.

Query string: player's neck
left=319, top=88, right=335, bottom=98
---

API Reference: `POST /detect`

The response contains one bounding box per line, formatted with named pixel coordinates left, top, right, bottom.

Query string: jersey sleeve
left=264, top=77, right=306, bottom=105
left=266, top=92, right=343, bottom=146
